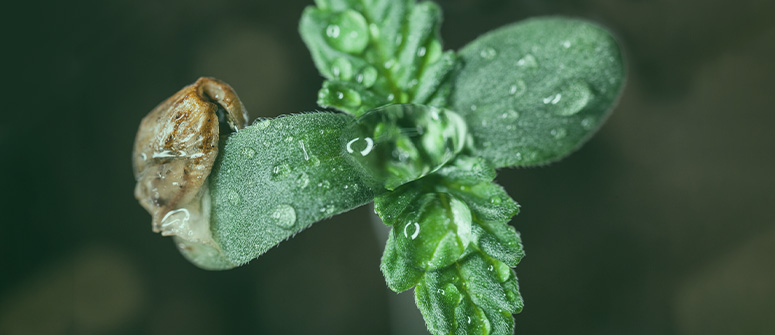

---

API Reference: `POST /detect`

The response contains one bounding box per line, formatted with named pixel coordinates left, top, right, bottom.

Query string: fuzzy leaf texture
left=196, top=113, right=382, bottom=267
left=300, top=0, right=458, bottom=115
left=450, top=17, right=626, bottom=168
left=376, top=156, right=525, bottom=334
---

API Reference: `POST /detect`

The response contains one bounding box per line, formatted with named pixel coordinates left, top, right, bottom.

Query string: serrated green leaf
left=450, top=17, right=626, bottom=167
left=379, top=192, right=473, bottom=272
left=416, top=253, right=522, bottom=335
left=205, top=113, right=382, bottom=266
left=381, top=230, right=424, bottom=292
left=300, top=0, right=457, bottom=115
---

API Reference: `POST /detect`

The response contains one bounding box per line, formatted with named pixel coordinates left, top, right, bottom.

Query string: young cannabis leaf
left=300, top=0, right=457, bottom=115
left=133, top=0, right=624, bottom=334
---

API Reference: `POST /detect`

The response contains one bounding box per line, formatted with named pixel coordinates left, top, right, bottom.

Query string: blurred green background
left=2, top=0, right=774, bottom=334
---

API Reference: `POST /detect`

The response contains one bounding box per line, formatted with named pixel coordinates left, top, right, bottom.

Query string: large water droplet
left=324, top=10, right=369, bottom=54
left=356, top=66, right=378, bottom=88
left=546, top=80, right=593, bottom=116
left=343, top=104, right=468, bottom=190
left=331, top=57, right=353, bottom=80
left=271, top=204, right=296, bottom=229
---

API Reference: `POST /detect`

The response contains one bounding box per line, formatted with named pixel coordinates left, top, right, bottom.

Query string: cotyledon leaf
left=450, top=17, right=626, bottom=168
left=189, top=112, right=384, bottom=267
left=300, top=0, right=458, bottom=115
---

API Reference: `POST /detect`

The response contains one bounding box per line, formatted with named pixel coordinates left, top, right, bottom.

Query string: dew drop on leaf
left=479, top=47, right=497, bottom=60
left=551, top=128, right=567, bottom=139
left=271, top=163, right=291, bottom=179
left=509, top=80, right=526, bottom=96
left=516, top=53, right=538, bottom=68
left=333, top=87, right=362, bottom=108
left=331, top=57, right=353, bottom=80
left=240, top=147, right=256, bottom=159
left=546, top=80, right=593, bottom=116
left=342, top=104, right=468, bottom=190
left=271, top=204, right=296, bottom=229
left=356, top=66, right=378, bottom=88
left=324, top=10, right=370, bottom=54
left=295, top=172, right=310, bottom=189
left=227, top=190, right=241, bottom=206
left=581, top=116, right=596, bottom=130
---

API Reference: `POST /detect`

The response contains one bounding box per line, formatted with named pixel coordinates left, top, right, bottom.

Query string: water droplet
left=500, top=109, right=520, bottom=120
left=384, top=58, right=396, bottom=70
left=240, top=147, right=256, bottom=159
left=331, top=57, right=353, bottom=80
left=417, top=46, right=427, bottom=57
left=332, top=87, right=362, bottom=107
left=437, top=288, right=445, bottom=295
left=547, top=80, right=594, bottom=116
left=272, top=163, right=291, bottom=178
left=489, top=196, right=502, bottom=205
left=271, top=204, right=296, bottom=229
left=343, top=104, right=468, bottom=190
left=551, top=128, right=567, bottom=139
left=495, top=262, right=512, bottom=283
left=479, top=47, right=497, bottom=60
left=562, top=40, right=571, bottom=48
left=488, top=265, right=494, bottom=271
left=324, top=10, right=369, bottom=54
left=227, top=190, right=241, bottom=206
left=403, top=221, right=420, bottom=240
left=470, top=104, right=477, bottom=111
left=509, top=80, right=526, bottom=96
left=581, top=117, right=596, bottom=130
left=516, top=54, right=538, bottom=68
left=299, top=140, right=310, bottom=161
left=295, top=172, right=310, bottom=189
left=543, top=93, right=562, bottom=105
left=356, top=66, right=378, bottom=88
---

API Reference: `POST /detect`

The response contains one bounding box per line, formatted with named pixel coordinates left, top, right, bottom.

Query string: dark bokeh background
left=2, top=0, right=774, bottom=334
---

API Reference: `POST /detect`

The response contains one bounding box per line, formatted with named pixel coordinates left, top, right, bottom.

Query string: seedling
left=132, top=0, right=625, bottom=333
